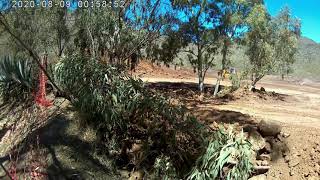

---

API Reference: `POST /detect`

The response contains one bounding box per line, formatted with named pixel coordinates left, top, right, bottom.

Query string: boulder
left=248, top=130, right=266, bottom=151
left=258, top=120, right=282, bottom=137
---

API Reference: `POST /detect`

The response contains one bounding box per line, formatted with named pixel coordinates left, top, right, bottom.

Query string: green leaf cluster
left=187, top=128, right=253, bottom=180
left=55, top=55, right=208, bottom=177
left=0, top=56, right=35, bottom=102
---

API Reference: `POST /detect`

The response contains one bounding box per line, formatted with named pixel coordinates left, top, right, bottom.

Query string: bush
left=0, top=56, right=35, bottom=102
left=187, top=127, right=254, bottom=180
left=230, top=73, right=241, bottom=91
left=55, top=54, right=208, bottom=177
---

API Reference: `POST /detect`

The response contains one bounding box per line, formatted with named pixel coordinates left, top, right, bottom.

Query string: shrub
left=187, top=127, right=254, bottom=180
left=0, top=56, right=35, bottom=102
left=55, top=54, right=208, bottom=177
left=230, top=73, right=241, bottom=91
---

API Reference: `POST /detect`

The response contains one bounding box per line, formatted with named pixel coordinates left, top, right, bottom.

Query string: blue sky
left=265, top=0, right=320, bottom=43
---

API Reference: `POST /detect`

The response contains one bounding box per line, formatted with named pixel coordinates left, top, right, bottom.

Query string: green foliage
left=272, top=6, right=301, bottom=79
left=149, top=1, right=221, bottom=92
left=230, top=73, right=241, bottom=91
left=187, top=128, right=253, bottom=180
left=217, top=0, right=261, bottom=69
left=151, top=155, right=178, bottom=180
left=244, top=4, right=301, bottom=85
left=55, top=55, right=208, bottom=177
left=245, top=4, right=276, bottom=87
left=0, top=56, right=34, bottom=102
left=3, top=2, right=70, bottom=58
left=73, top=0, right=169, bottom=65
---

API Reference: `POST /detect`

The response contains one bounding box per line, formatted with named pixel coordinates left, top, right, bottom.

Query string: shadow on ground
left=146, top=81, right=238, bottom=105
left=146, top=81, right=223, bottom=94
left=193, top=109, right=256, bottom=126
left=0, top=113, right=119, bottom=180
left=40, top=115, right=118, bottom=180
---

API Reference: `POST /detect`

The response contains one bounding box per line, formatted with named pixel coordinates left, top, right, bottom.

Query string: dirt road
left=141, top=76, right=320, bottom=129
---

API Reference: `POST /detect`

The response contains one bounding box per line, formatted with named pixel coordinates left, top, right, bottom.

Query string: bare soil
left=135, top=61, right=320, bottom=180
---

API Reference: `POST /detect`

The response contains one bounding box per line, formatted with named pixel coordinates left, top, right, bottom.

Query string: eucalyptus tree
left=73, top=0, right=170, bottom=66
left=0, top=1, right=70, bottom=59
left=213, top=0, right=262, bottom=96
left=148, top=0, right=221, bottom=92
left=273, top=6, right=301, bottom=80
left=245, top=4, right=276, bottom=89
left=219, top=0, right=266, bottom=70
left=0, top=1, right=71, bottom=93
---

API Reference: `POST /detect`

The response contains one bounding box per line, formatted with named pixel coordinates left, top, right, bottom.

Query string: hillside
left=222, top=37, right=320, bottom=80
left=296, top=37, right=320, bottom=63
left=293, top=37, right=320, bottom=80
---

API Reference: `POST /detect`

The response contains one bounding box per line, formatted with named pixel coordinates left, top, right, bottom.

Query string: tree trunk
left=214, top=39, right=228, bottom=97
left=251, top=75, right=264, bottom=91
left=198, top=73, right=205, bottom=92
left=213, top=75, right=221, bottom=96
left=221, top=39, right=228, bottom=71
left=197, top=43, right=204, bottom=92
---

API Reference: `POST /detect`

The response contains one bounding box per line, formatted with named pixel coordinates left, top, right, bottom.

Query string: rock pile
left=245, top=120, right=289, bottom=179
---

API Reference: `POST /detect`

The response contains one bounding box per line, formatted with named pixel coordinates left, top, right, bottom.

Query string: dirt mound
left=135, top=60, right=161, bottom=74
left=230, top=88, right=290, bottom=102
left=134, top=60, right=195, bottom=79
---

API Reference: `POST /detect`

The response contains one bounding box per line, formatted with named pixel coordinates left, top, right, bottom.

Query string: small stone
left=248, top=130, right=266, bottom=151
left=258, top=154, right=272, bottom=161
left=284, top=155, right=290, bottom=163
left=256, top=160, right=269, bottom=166
left=280, top=131, right=290, bottom=138
left=254, top=165, right=270, bottom=174
left=289, top=169, right=295, bottom=176
left=288, top=159, right=299, bottom=168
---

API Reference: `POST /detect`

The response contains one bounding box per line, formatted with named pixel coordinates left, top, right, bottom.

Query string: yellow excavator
left=221, top=67, right=237, bottom=80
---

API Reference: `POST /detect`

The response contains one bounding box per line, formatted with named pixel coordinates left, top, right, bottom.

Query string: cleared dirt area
left=135, top=61, right=320, bottom=179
